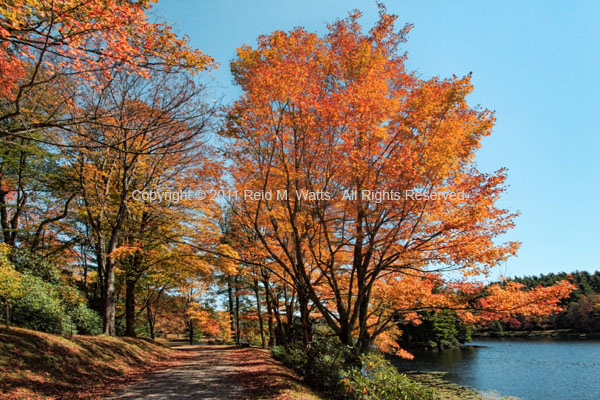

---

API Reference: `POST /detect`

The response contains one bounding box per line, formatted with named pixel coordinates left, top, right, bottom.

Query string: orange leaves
left=224, top=6, right=527, bottom=350
left=214, top=244, right=241, bottom=277
left=186, top=306, right=221, bottom=337
left=107, top=245, right=142, bottom=261
left=0, top=0, right=214, bottom=96
left=475, top=279, right=576, bottom=323
left=0, top=45, right=24, bottom=101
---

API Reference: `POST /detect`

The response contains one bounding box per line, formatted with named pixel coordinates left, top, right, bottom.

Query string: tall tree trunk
left=283, top=285, right=295, bottom=344
left=146, top=301, right=155, bottom=339
left=103, top=260, right=116, bottom=336
left=297, top=286, right=312, bottom=345
left=125, top=277, right=136, bottom=337
left=188, top=320, right=194, bottom=345
left=227, top=279, right=236, bottom=344
left=267, top=306, right=275, bottom=347
left=0, top=182, right=12, bottom=245
left=253, top=278, right=266, bottom=349
left=4, top=303, right=9, bottom=329
left=262, top=277, right=276, bottom=347
left=125, top=252, right=142, bottom=337
left=234, top=276, right=241, bottom=345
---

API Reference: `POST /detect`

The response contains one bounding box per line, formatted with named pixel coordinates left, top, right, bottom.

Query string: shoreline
left=473, top=329, right=600, bottom=340
left=405, top=371, right=519, bottom=400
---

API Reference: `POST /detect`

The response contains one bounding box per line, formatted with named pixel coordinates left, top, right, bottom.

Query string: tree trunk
left=4, top=302, right=9, bottom=329
left=0, top=182, right=12, bottom=245
left=234, top=276, right=241, bottom=345
left=227, top=279, right=236, bottom=344
left=125, top=277, right=136, bottom=337
left=253, top=278, right=266, bottom=349
left=103, top=260, right=116, bottom=336
left=297, top=287, right=312, bottom=345
left=263, top=278, right=276, bottom=347
left=188, top=320, right=194, bottom=345
left=267, top=308, right=275, bottom=347
left=146, top=301, right=155, bottom=339
left=357, top=287, right=371, bottom=354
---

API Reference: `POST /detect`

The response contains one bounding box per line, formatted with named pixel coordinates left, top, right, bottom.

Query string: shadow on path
left=104, top=346, right=246, bottom=400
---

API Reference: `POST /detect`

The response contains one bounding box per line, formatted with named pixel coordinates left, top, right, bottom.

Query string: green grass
left=0, top=326, right=176, bottom=399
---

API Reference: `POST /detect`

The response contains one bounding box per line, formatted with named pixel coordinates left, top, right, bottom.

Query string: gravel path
left=105, top=345, right=247, bottom=400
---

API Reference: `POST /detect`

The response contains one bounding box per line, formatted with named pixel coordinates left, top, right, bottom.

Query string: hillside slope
left=0, top=327, right=179, bottom=400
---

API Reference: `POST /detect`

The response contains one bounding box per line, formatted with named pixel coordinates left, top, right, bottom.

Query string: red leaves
left=0, top=46, right=24, bottom=101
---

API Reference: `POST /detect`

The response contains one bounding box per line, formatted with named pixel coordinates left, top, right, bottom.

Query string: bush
left=398, top=310, right=473, bottom=350
left=341, top=352, right=437, bottom=400
left=305, top=336, right=355, bottom=394
left=10, top=270, right=101, bottom=335
left=5, top=247, right=102, bottom=335
left=9, top=247, right=62, bottom=284
left=12, top=273, right=68, bottom=334
left=70, top=302, right=102, bottom=335
left=271, top=335, right=356, bottom=397
left=272, top=337, right=436, bottom=399
left=271, top=345, right=287, bottom=360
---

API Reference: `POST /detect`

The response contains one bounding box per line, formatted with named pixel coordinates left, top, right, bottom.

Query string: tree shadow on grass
left=0, top=327, right=175, bottom=399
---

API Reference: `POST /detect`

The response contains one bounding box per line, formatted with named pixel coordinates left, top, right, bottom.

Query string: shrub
left=9, top=247, right=62, bottom=284
left=272, top=337, right=436, bottom=399
left=5, top=247, right=101, bottom=335
left=398, top=310, right=473, bottom=350
left=271, top=335, right=356, bottom=397
left=12, top=273, right=68, bottom=334
left=305, top=336, right=355, bottom=394
left=70, top=302, right=102, bottom=335
left=341, top=352, right=437, bottom=400
left=10, top=270, right=101, bottom=335
left=271, top=345, right=288, bottom=361
left=271, top=342, right=309, bottom=375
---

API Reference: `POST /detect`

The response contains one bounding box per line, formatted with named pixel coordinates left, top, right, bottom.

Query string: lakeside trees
left=221, top=6, right=573, bottom=355
left=0, top=0, right=578, bottom=365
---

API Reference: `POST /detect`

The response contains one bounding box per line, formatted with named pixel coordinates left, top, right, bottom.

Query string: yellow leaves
left=215, top=244, right=240, bottom=276
left=0, top=243, right=26, bottom=303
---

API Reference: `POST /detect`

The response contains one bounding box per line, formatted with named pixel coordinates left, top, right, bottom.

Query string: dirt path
left=104, top=345, right=321, bottom=400
left=105, top=345, right=246, bottom=400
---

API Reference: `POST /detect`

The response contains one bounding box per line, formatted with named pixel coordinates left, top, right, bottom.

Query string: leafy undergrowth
left=0, top=326, right=182, bottom=400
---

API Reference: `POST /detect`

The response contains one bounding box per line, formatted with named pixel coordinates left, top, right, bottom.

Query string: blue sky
left=154, top=0, right=599, bottom=278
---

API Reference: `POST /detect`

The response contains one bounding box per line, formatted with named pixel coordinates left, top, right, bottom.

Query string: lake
left=390, top=339, right=600, bottom=400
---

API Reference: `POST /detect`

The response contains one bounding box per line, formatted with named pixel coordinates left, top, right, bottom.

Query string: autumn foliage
left=223, top=5, right=574, bottom=355
left=0, top=0, right=576, bottom=370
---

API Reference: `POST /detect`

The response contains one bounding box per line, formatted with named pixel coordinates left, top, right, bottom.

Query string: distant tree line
left=491, top=271, right=600, bottom=333
left=397, top=270, right=599, bottom=349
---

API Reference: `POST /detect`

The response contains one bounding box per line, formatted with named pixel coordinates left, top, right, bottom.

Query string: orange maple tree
left=223, top=6, right=573, bottom=354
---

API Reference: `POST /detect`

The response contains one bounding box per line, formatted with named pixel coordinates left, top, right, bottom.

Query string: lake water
left=390, top=339, right=600, bottom=400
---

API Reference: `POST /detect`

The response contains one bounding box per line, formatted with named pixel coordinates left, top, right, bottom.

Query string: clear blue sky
left=154, top=0, right=599, bottom=278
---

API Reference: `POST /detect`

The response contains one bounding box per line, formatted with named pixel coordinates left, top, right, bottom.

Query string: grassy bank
left=407, top=371, right=483, bottom=399
left=406, top=371, right=523, bottom=400
left=0, top=327, right=179, bottom=400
